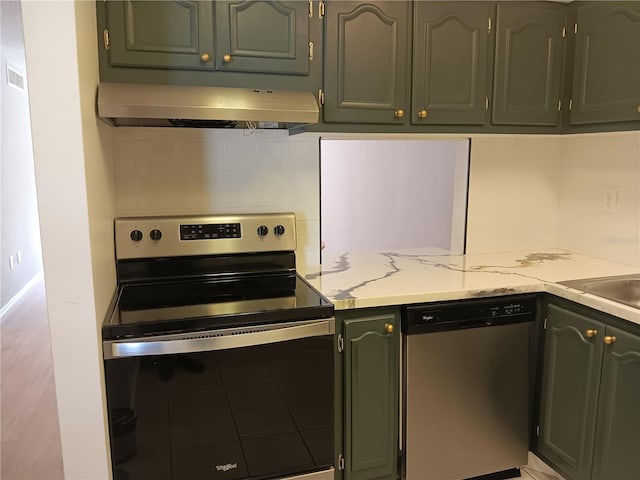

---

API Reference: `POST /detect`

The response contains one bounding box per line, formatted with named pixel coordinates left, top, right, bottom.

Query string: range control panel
left=115, top=213, right=296, bottom=260
left=180, top=223, right=241, bottom=241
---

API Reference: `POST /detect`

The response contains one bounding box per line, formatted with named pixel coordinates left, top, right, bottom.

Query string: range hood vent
left=97, top=82, right=319, bottom=129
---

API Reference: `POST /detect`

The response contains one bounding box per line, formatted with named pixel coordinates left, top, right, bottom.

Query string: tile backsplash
left=466, top=131, right=640, bottom=268
left=113, top=128, right=320, bottom=267
left=113, top=128, right=640, bottom=270
left=557, top=131, right=640, bottom=268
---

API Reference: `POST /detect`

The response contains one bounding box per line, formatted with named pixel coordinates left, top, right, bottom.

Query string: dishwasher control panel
left=403, top=294, right=537, bottom=334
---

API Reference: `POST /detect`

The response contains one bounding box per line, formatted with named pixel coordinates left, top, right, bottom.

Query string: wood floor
left=1, top=275, right=64, bottom=479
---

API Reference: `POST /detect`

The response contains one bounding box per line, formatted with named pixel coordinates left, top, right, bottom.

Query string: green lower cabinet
left=339, top=309, right=399, bottom=480
left=537, top=298, right=640, bottom=480
left=538, top=303, right=604, bottom=480
left=591, top=326, right=640, bottom=480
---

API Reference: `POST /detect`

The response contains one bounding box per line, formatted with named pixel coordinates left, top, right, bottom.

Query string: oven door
left=104, top=318, right=335, bottom=480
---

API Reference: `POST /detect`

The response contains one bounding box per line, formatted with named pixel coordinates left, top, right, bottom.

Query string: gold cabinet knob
left=418, top=109, right=428, bottom=119
left=586, top=329, right=598, bottom=338
left=394, top=109, right=404, bottom=119
left=200, top=52, right=211, bottom=62
left=223, top=54, right=232, bottom=63
left=384, top=323, right=394, bottom=334
left=636, top=104, right=640, bottom=113
left=604, top=335, right=617, bottom=345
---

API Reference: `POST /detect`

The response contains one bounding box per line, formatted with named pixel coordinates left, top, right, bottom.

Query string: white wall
left=76, top=2, right=117, bottom=319
left=0, top=0, right=43, bottom=306
left=113, top=128, right=320, bottom=267
left=320, top=139, right=468, bottom=255
left=466, top=135, right=563, bottom=254
left=557, top=131, right=640, bottom=268
left=22, top=1, right=114, bottom=478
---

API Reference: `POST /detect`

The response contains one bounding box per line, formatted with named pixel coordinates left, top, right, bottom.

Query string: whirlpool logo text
left=215, top=463, right=238, bottom=472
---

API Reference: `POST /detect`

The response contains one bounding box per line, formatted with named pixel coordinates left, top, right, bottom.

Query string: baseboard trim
left=0, top=271, right=44, bottom=321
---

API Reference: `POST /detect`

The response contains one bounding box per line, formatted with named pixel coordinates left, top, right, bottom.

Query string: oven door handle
left=104, top=318, right=335, bottom=359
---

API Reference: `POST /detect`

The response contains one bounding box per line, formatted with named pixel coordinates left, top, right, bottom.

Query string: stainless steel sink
left=558, top=274, right=640, bottom=309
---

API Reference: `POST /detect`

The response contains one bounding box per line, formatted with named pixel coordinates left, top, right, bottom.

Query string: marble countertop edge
left=302, top=249, right=639, bottom=326
left=328, top=280, right=640, bottom=326
left=544, top=283, right=640, bottom=325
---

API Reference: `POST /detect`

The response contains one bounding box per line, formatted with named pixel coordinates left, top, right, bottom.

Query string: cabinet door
left=492, top=3, right=566, bottom=126
left=570, top=3, right=640, bottom=125
left=105, top=1, right=214, bottom=69
left=324, top=1, right=410, bottom=124
left=591, top=326, right=640, bottom=480
left=343, top=313, right=398, bottom=480
left=412, top=2, right=492, bottom=125
left=537, top=303, right=604, bottom=480
left=214, top=1, right=309, bottom=75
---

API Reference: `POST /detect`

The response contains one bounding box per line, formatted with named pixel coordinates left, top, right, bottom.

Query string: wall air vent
left=6, top=65, right=25, bottom=90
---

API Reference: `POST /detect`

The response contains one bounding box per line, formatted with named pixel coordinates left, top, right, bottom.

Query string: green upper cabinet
left=214, top=1, right=310, bottom=75
left=492, top=3, right=566, bottom=126
left=342, top=310, right=399, bottom=480
left=570, top=2, right=640, bottom=125
left=591, top=326, right=640, bottom=480
left=324, top=1, right=411, bottom=124
left=103, top=0, right=311, bottom=76
left=412, top=2, right=492, bottom=125
left=105, top=0, right=215, bottom=70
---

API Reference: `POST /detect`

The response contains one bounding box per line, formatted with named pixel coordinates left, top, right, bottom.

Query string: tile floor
left=519, top=453, right=567, bottom=480
left=519, top=469, right=549, bottom=480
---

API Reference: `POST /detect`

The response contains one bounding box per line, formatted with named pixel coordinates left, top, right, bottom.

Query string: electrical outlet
left=603, top=187, right=618, bottom=213
left=9, top=256, right=14, bottom=270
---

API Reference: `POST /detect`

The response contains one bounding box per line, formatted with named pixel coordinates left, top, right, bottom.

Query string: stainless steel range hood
left=97, top=82, right=319, bottom=129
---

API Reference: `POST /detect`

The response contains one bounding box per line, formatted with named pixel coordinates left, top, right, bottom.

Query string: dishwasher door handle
left=104, top=318, right=335, bottom=359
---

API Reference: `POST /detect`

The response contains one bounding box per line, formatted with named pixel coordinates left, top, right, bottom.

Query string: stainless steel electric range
left=102, top=213, right=335, bottom=480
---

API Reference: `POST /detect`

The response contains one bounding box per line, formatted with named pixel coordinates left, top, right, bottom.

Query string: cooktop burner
left=103, top=213, right=334, bottom=341
left=104, top=274, right=331, bottom=340
left=118, top=273, right=297, bottom=310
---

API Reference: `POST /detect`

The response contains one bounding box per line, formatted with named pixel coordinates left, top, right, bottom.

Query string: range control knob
left=257, top=225, right=269, bottom=237
left=274, top=224, right=285, bottom=236
left=149, top=229, right=163, bottom=241
left=130, top=229, right=143, bottom=242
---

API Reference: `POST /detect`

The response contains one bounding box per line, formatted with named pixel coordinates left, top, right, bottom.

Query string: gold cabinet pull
left=418, top=109, right=428, bottom=119
left=200, top=53, right=211, bottom=62
left=223, top=54, right=232, bottom=63
left=604, top=335, right=617, bottom=345
left=384, top=323, right=394, bottom=334
left=586, top=329, right=598, bottom=338
left=394, top=109, right=404, bottom=119
left=636, top=104, right=640, bottom=113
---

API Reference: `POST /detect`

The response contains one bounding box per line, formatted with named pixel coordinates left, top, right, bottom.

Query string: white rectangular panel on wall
left=320, top=139, right=469, bottom=257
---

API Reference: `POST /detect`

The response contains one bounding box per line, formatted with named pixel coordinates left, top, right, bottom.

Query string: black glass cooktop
left=102, top=274, right=333, bottom=340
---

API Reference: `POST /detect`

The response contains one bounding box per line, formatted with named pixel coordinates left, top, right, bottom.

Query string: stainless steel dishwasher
left=402, top=294, right=536, bottom=480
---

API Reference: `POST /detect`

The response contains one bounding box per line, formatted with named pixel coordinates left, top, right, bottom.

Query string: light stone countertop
left=301, top=248, right=640, bottom=326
